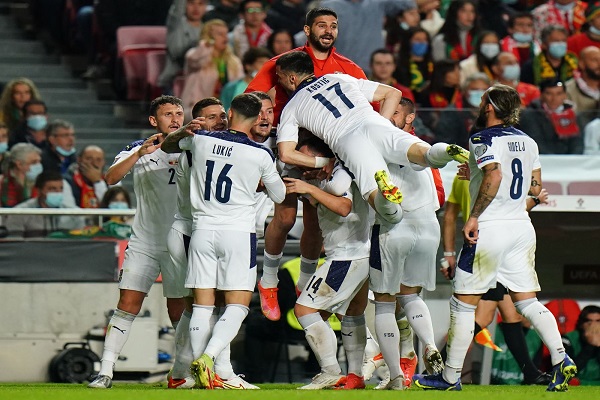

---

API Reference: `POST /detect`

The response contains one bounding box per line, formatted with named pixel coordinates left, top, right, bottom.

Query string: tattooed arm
left=463, top=162, right=502, bottom=244
left=528, top=168, right=542, bottom=197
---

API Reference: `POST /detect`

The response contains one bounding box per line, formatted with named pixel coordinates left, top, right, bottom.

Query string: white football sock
left=443, top=296, right=476, bottom=384
left=214, top=307, right=235, bottom=379
left=373, top=191, right=403, bottom=224
left=375, top=301, right=402, bottom=380
left=298, top=313, right=341, bottom=375
left=171, top=309, right=193, bottom=379
left=260, top=251, right=282, bottom=288
left=99, top=309, right=136, bottom=378
left=425, top=142, right=452, bottom=168
left=397, top=318, right=415, bottom=359
left=204, top=304, right=249, bottom=360
left=298, top=256, right=319, bottom=291
left=341, top=314, right=367, bottom=376
left=189, top=304, right=214, bottom=359
left=364, top=326, right=381, bottom=359
left=398, top=293, right=436, bottom=348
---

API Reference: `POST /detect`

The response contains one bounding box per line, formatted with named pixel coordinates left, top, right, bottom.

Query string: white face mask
left=480, top=43, right=500, bottom=59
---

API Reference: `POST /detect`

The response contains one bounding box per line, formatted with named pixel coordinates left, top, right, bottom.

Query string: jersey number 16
left=204, top=160, right=233, bottom=203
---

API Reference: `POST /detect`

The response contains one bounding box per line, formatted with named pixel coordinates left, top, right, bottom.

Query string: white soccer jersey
left=180, top=130, right=286, bottom=232
left=317, top=166, right=371, bottom=260
left=277, top=74, right=380, bottom=147
left=469, top=126, right=541, bottom=223
left=385, top=162, right=437, bottom=214
left=112, top=141, right=179, bottom=250
left=172, top=150, right=193, bottom=236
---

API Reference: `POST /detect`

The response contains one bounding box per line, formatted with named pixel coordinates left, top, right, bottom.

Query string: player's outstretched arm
left=262, top=164, right=287, bottom=204
left=284, top=177, right=351, bottom=217
left=529, top=168, right=542, bottom=197
left=463, top=162, right=502, bottom=244
left=371, top=83, right=402, bottom=120
left=278, top=141, right=330, bottom=169
left=161, top=117, right=204, bottom=153
left=105, top=134, right=162, bottom=184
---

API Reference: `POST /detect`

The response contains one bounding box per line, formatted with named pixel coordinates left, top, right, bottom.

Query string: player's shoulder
left=330, top=51, right=366, bottom=77
left=470, top=125, right=527, bottom=146
left=121, top=139, right=144, bottom=152
left=200, top=130, right=276, bottom=162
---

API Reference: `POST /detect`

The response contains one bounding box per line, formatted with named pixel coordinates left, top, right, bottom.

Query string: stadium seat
left=146, top=50, right=166, bottom=100
left=117, top=26, right=167, bottom=100
left=543, top=181, right=564, bottom=195
left=567, top=181, right=600, bottom=195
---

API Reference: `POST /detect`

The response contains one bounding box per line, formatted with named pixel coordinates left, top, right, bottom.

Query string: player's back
left=184, top=130, right=277, bottom=232
left=388, top=162, right=437, bottom=214
left=281, top=74, right=380, bottom=146
left=469, top=126, right=540, bottom=222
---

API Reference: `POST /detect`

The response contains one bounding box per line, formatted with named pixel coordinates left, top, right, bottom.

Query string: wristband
left=314, top=157, right=329, bottom=168
left=531, top=196, right=541, bottom=206
left=443, top=251, right=456, bottom=257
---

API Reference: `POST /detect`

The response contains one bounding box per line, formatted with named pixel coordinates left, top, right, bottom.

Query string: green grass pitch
left=1, top=383, right=599, bottom=400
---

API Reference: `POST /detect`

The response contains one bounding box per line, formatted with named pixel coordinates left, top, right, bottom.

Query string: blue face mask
left=26, top=163, right=43, bottom=181
left=467, top=90, right=486, bottom=107
left=513, top=32, right=533, bottom=43
left=108, top=201, right=129, bottom=210
left=56, top=146, right=76, bottom=157
left=27, top=115, right=48, bottom=131
left=480, top=43, right=500, bottom=59
left=400, top=22, right=410, bottom=31
left=45, top=192, right=63, bottom=208
left=590, top=25, right=600, bottom=36
left=548, top=41, right=568, bottom=58
left=502, top=64, right=521, bottom=81
left=411, top=42, right=429, bottom=57
left=0, top=142, right=8, bottom=154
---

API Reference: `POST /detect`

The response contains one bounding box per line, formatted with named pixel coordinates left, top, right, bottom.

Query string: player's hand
left=185, top=117, right=206, bottom=135
left=537, top=188, right=549, bottom=204
left=584, top=321, right=600, bottom=347
left=463, top=216, right=479, bottom=244
left=79, top=160, right=103, bottom=183
left=284, top=177, right=313, bottom=195
left=440, top=255, right=456, bottom=280
left=137, top=134, right=163, bottom=157
left=457, top=163, right=470, bottom=180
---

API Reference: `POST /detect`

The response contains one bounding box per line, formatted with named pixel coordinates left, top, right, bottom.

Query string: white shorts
left=185, top=229, right=257, bottom=291
left=254, top=192, right=274, bottom=239
left=453, top=220, right=540, bottom=295
left=332, top=118, right=422, bottom=200
left=119, top=242, right=186, bottom=298
left=297, top=257, right=369, bottom=315
left=369, top=207, right=440, bottom=294
left=166, top=227, right=193, bottom=298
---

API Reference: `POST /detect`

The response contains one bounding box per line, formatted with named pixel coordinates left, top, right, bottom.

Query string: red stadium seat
left=117, top=26, right=167, bottom=100
left=567, top=181, right=600, bottom=195
left=146, top=50, right=166, bottom=99
left=543, top=181, right=564, bottom=195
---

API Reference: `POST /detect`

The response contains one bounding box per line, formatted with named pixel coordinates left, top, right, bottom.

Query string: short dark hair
left=192, top=97, right=223, bottom=118
left=35, top=170, right=63, bottom=190
left=275, top=51, right=314, bottom=76
left=508, top=12, right=533, bottom=29
left=576, top=305, right=600, bottom=332
left=484, top=84, right=522, bottom=126
left=239, top=0, right=264, bottom=13
left=400, top=97, right=415, bottom=114
left=430, top=59, right=459, bottom=93
left=149, top=95, right=183, bottom=117
left=100, top=186, right=132, bottom=208
left=251, top=91, right=272, bottom=102
left=298, top=135, right=334, bottom=158
left=540, top=25, right=568, bottom=44
left=369, top=48, right=395, bottom=66
left=230, top=93, right=262, bottom=119
left=267, top=29, right=296, bottom=55
left=305, top=7, right=337, bottom=27
left=242, top=47, right=273, bottom=73
left=23, top=99, right=47, bottom=115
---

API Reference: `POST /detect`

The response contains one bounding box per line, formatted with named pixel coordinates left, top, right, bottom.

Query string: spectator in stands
left=100, top=186, right=133, bottom=225
left=566, top=46, right=600, bottom=129
left=158, top=0, right=208, bottom=94
left=231, top=0, right=272, bottom=59
left=520, top=79, right=583, bottom=154
left=416, top=59, right=460, bottom=109
left=41, top=120, right=77, bottom=175
left=568, top=2, right=600, bottom=57
left=584, top=118, right=600, bottom=154
left=418, top=0, right=445, bottom=39
left=521, top=25, right=579, bottom=86
left=0, top=78, right=42, bottom=133
left=0, top=143, right=42, bottom=207
left=181, top=19, right=244, bottom=120
left=9, top=100, right=49, bottom=150
left=500, top=12, right=539, bottom=67
left=563, top=305, right=600, bottom=385
left=265, top=0, right=306, bottom=36
left=491, top=52, right=541, bottom=107
left=64, top=145, right=108, bottom=209
left=532, top=0, right=587, bottom=42
left=203, top=0, right=242, bottom=30
left=396, top=27, right=433, bottom=94
left=5, top=170, right=85, bottom=238
left=0, top=123, right=8, bottom=175
left=266, top=29, right=295, bottom=56
left=220, top=47, right=272, bottom=111
left=369, top=49, right=416, bottom=102
left=434, top=72, right=491, bottom=149
left=320, top=0, right=416, bottom=74
left=432, top=0, right=480, bottom=62
left=478, top=0, right=515, bottom=39
left=459, top=30, right=500, bottom=84
left=384, top=1, right=421, bottom=56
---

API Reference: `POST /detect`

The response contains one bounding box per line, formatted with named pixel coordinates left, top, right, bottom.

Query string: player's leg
left=472, top=298, right=502, bottom=351
left=297, top=200, right=323, bottom=292
left=339, top=280, right=369, bottom=389
left=373, top=292, right=404, bottom=389
left=396, top=309, right=417, bottom=387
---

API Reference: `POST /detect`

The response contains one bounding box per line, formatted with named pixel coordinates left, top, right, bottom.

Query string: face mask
left=480, top=43, right=500, bottom=59
left=45, top=192, right=63, bottom=208
left=56, top=146, right=76, bottom=157
left=548, top=41, right=567, bottom=58
left=553, top=104, right=565, bottom=113
left=590, top=25, right=600, bottom=36
left=0, top=142, right=8, bottom=154
left=513, top=32, right=533, bottom=43
left=467, top=90, right=486, bottom=107
left=400, top=22, right=410, bottom=31
left=502, top=64, right=521, bottom=81
left=26, top=162, right=43, bottom=181
left=411, top=42, right=429, bottom=56
left=108, top=201, right=129, bottom=210
left=27, top=115, right=48, bottom=131
left=250, top=70, right=258, bottom=78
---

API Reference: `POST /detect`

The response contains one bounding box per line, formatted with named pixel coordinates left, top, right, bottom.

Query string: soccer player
left=246, top=7, right=368, bottom=323
left=275, top=51, right=468, bottom=224
left=161, top=93, right=286, bottom=390
left=88, top=96, right=187, bottom=389
left=413, top=84, right=577, bottom=392
left=286, top=139, right=370, bottom=390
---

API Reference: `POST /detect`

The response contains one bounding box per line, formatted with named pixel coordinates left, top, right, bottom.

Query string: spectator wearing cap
left=520, top=79, right=583, bottom=154
left=568, top=1, right=600, bottom=57
left=565, top=46, right=600, bottom=128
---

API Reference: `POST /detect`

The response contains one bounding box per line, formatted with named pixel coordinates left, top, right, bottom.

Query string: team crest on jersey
left=473, top=144, right=488, bottom=158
